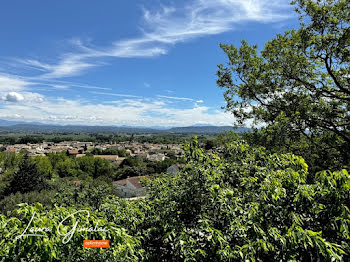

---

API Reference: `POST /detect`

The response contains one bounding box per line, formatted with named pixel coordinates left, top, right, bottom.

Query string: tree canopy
left=8, top=154, right=46, bottom=195
left=217, top=0, right=349, bottom=171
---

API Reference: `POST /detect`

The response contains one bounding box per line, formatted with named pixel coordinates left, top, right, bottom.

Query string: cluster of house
left=2, top=141, right=184, bottom=163
left=3, top=140, right=184, bottom=199
left=2, top=141, right=93, bottom=156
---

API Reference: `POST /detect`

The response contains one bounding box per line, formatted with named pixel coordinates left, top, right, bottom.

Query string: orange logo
left=83, top=240, right=109, bottom=248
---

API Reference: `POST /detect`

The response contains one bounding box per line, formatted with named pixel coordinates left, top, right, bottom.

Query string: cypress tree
left=9, top=154, right=45, bottom=194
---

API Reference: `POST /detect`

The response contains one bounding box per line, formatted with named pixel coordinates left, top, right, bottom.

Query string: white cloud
left=141, top=0, right=291, bottom=43
left=1, top=91, right=44, bottom=103
left=52, top=85, right=69, bottom=89
left=24, top=92, right=45, bottom=103
left=23, top=55, right=98, bottom=79
left=89, top=91, right=142, bottom=98
left=45, top=81, right=112, bottom=91
left=157, top=95, right=195, bottom=101
left=2, top=92, right=24, bottom=102
left=0, top=96, right=237, bottom=127
left=0, top=74, right=30, bottom=92
left=0, top=72, right=113, bottom=94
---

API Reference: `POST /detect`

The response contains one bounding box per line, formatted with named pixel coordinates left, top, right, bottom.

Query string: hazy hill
left=168, top=126, right=249, bottom=134
left=0, top=120, right=250, bottom=134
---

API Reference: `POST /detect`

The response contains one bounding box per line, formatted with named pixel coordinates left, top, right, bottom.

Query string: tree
left=217, top=0, right=350, bottom=171
left=93, top=157, right=113, bottom=179
left=116, top=166, right=148, bottom=180
left=55, top=158, right=76, bottom=178
left=103, top=148, right=118, bottom=155
left=204, top=139, right=215, bottom=150
left=119, top=157, right=146, bottom=169
left=117, top=149, right=126, bottom=157
left=143, top=137, right=350, bottom=261
left=91, top=147, right=102, bottom=155
left=47, top=151, right=68, bottom=170
left=1, top=152, right=23, bottom=172
left=129, top=133, right=135, bottom=143
left=8, top=154, right=46, bottom=194
left=33, top=156, right=54, bottom=179
left=216, top=131, right=241, bottom=146
left=17, top=135, right=44, bottom=144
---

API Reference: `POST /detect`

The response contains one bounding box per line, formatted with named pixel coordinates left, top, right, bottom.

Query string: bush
left=0, top=190, right=55, bottom=214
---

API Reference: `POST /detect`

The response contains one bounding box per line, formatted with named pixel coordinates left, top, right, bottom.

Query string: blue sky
left=0, top=0, right=298, bottom=127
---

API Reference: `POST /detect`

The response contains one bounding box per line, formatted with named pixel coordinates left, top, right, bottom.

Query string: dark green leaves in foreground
left=143, top=138, right=350, bottom=261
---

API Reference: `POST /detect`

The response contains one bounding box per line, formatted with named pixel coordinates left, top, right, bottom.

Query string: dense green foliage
left=7, top=155, right=47, bottom=195
left=115, top=157, right=176, bottom=180
left=0, top=203, right=142, bottom=262
left=0, top=132, right=210, bottom=145
left=90, top=147, right=126, bottom=157
left=217, top=0, right=349, bottom=172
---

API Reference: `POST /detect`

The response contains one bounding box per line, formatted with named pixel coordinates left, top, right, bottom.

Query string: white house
left=112, top=176, right=149, bottom=198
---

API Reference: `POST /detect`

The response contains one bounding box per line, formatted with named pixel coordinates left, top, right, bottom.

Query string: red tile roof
left=68, top=150, right=79, bottom=155
left=127, top=177, right=144, bottom=189
left=112, top=176, right=149, bottom=189
left=113, top=179, right=127, bottom=186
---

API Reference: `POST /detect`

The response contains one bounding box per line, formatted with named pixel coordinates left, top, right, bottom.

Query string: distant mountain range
left=0, top=119, right=45, bottom=126
left=167, top=126, right=250, bottom=134
left=0, top=119, right=250, bottom=134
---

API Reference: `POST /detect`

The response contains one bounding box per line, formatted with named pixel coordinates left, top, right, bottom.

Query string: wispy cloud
left=17, top=54, right=99, bottom=79
left=0, top=74, right=31, bottom=92
left=51, top=85, right=69, bottom=89
left=1, top=73, right=111, bottom=91
left=142, top=0, right=290, bottom=43
left=157, top=95, right=195, bottom=102
left=36, top=80, right=112, bottom=91
left=40, top=80, right=112, bottom=91
left=157, top=95, right=204, bottom=104
left=8, top=0, right=292, bottom=79
left=89, top=91, right=142, bottom=98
